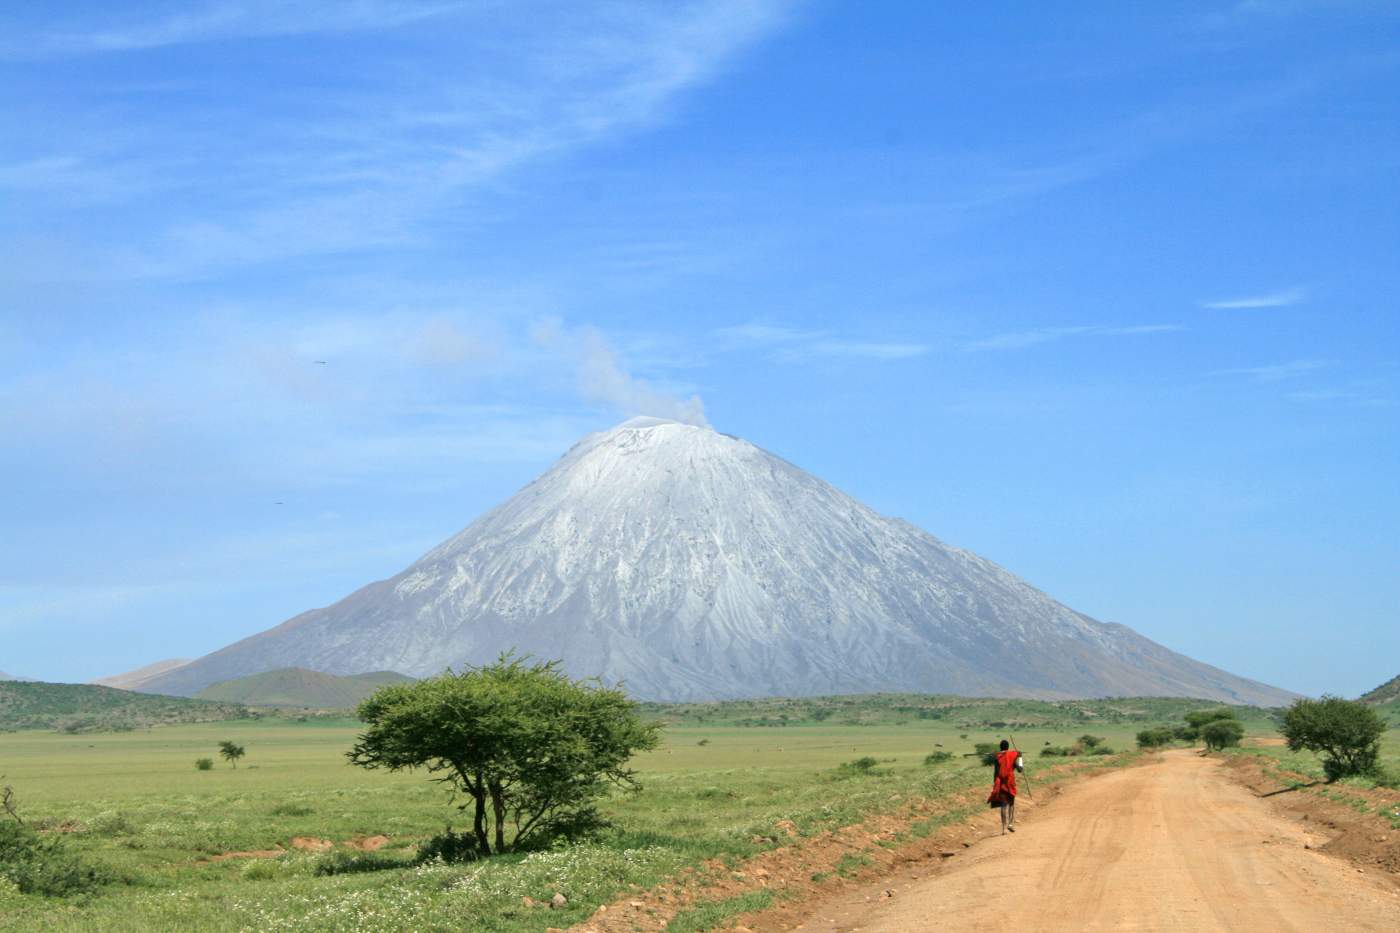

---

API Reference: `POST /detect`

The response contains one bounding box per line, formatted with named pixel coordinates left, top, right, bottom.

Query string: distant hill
left=194, top=668, right=414, bottom=708
left=1360, top=674, right=1400, bottom=706
left=0, top=671, right=32, bottom=682
left=92, top=658, right=192, bottom=691
left=0, top=681, right=248, bottom=733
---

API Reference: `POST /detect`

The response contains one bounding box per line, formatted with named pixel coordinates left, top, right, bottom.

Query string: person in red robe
left=987, top=739, right=1024, bottom=834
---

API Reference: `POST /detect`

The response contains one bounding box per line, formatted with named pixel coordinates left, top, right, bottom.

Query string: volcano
left=143, top=417, right=1294, bottom=704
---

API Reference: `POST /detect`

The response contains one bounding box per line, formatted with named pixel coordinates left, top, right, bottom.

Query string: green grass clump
left=665, top=890, right=775, bottom=933
left=312, top=850, right=408, bottom=876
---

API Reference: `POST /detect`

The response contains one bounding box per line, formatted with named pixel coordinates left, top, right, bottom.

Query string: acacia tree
left=1182, top=707, right=1237, bottom=741
left=218, top=741, right=246, bottom=769
left=1200, top=719, right=1245, bottom=751
left=1281, top=696, right=1385, bottom=782
left=348, top=655, right=660, bottom=857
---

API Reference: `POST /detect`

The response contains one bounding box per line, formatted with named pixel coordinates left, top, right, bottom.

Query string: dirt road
left=791, top=750, right=1398, bottom=932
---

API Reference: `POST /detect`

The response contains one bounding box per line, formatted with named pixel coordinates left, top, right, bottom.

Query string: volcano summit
left=143, top=417, right=1293, bottom=704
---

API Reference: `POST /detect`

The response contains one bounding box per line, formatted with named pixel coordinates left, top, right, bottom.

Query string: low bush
left=415, top=826, right=481, bottom=865
left=312, top=850, right=405, bottom=876
left=973, top=743, right=999, bottom=766
left=269, top=802, right=314, bottom=817
left=1078, top=734, right=1105, bottom=750
left=835, top=756, right=885, bottom=777
left=0, top=820, right=110, bottom=896
left=1040, top=746, right=1071, bottom=757
left=1089, top=745, right=1114, bottom=756
left=194, top=758, right=213, bottom=771
left=1136, top=728, right=1175, bottom=749
left=923, top=751, right=953, bottom=765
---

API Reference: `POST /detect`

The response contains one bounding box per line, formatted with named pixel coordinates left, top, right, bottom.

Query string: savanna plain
left=1, top=696, right=1395, bottom=932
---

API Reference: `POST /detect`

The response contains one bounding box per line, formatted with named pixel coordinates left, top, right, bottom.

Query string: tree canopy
left=1181, top=707, right=1237, bottom=740
left=1199, top=718, right=1244, bottom=751
left=217, top=741, right=245, bottom=769
left=1281, top=696, right=1385, bottom=782
left=348, top=655, right=660, bottom=857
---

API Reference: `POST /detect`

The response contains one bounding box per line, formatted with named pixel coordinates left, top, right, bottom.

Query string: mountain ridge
left=93, top=659, right=192, bottom=691
left=1360, top=674, right=1400, bottom=706
left=142, top=417, right=1297, bottom=705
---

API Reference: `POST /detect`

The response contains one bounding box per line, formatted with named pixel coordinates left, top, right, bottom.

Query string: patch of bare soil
left=567, top=760, right=1107, bottom=933
left=344, top=834, right=390, bottom=851
left=1243, top=735, right=1288, bottom=747
left=290, top=835, right=333, bottom=852
left=1224, top=753, right=1400, bottom=876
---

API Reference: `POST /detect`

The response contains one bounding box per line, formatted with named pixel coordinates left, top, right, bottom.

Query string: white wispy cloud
left=714, top=321, right=929, bottom=361
left=1217, top=359, right=1335, bottom=382
left=2, top=1, right=467, bottom=58
left=1199, top=287, right=1306, bottom=310
left=3, top=2, right=797, bottom=279
left=966, top=324, right=1182, bottom=351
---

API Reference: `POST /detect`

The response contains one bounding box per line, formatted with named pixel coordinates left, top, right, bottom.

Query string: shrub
left=1200, top=719, right=1245, bottom=751
left=1281, top=696, right=1385, bottom=782
left=836, top=756, right=884, bottom=777
left=1040, top=746, right=1071, bottom=757
left=923, top=751, right=953, bottom=765
left=1089, top=745, right=1114, bottom=756
left=350, top=654, right=659, bottom=857
left=414, top=826, right=480, bottom=865
left=0, top=821, right=110, bottom=896
left=269, top=802, right=313, bottom=817
left=312, top=849, right=405, bottom=876
left=973, top=743, right=999, bottom=766
left=1136, top=728, right=1175, bottom=749
left=1078, top=734, right=1105, bottom=750
left=194, top=758, right=213, bottom=771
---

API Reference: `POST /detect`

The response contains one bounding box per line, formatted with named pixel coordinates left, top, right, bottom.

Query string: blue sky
left=2, top=1, right=1396, bottom=697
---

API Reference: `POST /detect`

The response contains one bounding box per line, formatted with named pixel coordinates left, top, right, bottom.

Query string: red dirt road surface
left=791, top=750, right=1398, bottom=932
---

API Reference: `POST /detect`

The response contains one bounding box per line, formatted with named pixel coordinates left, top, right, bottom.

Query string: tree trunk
left=471, top=773, right=491, bottom=856
left=489, top=780, right=506, bottom=854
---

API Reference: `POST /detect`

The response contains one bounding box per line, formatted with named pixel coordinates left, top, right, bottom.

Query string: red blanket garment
left=987, top=748, right=1018, bottom=806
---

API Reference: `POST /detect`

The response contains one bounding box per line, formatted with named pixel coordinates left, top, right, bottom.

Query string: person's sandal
left=1007, top=826, right=1016, bottom=832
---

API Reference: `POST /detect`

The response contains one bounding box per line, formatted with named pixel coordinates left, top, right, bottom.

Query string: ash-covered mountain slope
left=144, top=417, right=1296, bottom=705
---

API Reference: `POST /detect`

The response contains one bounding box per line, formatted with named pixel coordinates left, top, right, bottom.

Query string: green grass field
left=0, top=697, right=1296, bottom=931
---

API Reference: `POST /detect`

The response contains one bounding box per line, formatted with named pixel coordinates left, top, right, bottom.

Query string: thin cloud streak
left=966, top=324, right=1182, bottom=351
left=1218, top=359, right=1335, bottom=382
left=1200, top=287, right=1306, bottom=309
left=715, top=321, right=928, bottom=361
left=1, top=1, right=468, bottom=58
